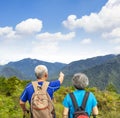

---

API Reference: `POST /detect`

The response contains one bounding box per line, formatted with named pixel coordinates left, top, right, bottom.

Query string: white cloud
left=1, top=0, right=120, bottom=64
left=102, top=28, right=120, bottom=38
left=62, top=0, right=120, bottom=32
left=62, top=0, right=120, bottom=57
left=62, top=15, right=78, bottom=30
left=31, top=41, right=58, bottom=55
left=0, top=27, right=13, bottom=36
left=36, top=32, right=75, bottom=41
left=81, top=38, right=92, bottom=44
left=0, top=18, right=43, bottom=41
left=32, top=32, right=76, bottom=59
left=0, top=27, right=17, bottom=40
left=102, top=28, right=120, bottom=44
left=15, top=18, right=42, bottom=34
left=62, top=14, right=103, bottom=32
left=114, top=46, right=120, bottom=54
left=0, top=18, right=76, bottom=64
left=112, top=38, right=120, bottom=44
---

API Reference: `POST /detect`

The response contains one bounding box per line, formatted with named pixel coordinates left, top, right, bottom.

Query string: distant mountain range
left=0, top=58, right=66, bottom=80
left=84, top=55, right=120, bottom=92
left=0, top=54, right=120, bottom=93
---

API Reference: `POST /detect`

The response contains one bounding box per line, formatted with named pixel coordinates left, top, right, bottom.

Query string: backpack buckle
left=37, top=85, right=42, bottom=90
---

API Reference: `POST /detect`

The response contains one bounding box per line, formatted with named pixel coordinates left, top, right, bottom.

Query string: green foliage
left=0, top=94, right=23, bottom=118
left=54, top=103, right=64, bottom=118
left=54, top=86, right=75, bottom=103
left=105, top=82, right=117, bottom=92
left=0, top=76, right=120, bottom=118
left=0, top=76, right=7, bottom=93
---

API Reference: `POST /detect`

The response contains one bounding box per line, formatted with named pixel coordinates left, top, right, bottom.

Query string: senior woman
left=62, top=73, right=98, bottom=118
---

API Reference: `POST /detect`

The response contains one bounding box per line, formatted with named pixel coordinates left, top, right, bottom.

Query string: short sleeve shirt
left=20, top=80, right=60, bottom=104
left=62, top=90, right=97, bottom=118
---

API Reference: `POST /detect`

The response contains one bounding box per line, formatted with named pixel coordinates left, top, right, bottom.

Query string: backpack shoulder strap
left=81, top=92, right=89, bottom=110
left=42, top=81, right=50, bottom=91
left=32, top=81, right=50, bottom=92
left=69, top=92, right=78, bottom=111
left=32, top=81, right=39, bottom=92
left=42, top=81, right=52, bottom=101
left=69, top=92, right=90, bottom=111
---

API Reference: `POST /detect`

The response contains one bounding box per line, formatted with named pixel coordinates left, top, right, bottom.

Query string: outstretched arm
left=58, top=72, right=64, bottom=84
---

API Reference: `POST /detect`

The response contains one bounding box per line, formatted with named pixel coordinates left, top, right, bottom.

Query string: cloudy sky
left=0, top=0, right=120, bottom=64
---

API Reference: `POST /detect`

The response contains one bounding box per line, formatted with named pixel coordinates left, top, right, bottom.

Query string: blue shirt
left=62, top=90, right=97, bottom=118
left=20, top=80, right=60, bottom=104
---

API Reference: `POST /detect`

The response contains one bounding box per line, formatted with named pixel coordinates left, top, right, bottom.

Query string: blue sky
left=0, top=0, right=120, bottom=64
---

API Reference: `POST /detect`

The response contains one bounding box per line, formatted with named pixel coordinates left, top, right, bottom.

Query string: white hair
left=72, top=73, right=89, bottom=89
left=34, top=65, right=48, bottom=79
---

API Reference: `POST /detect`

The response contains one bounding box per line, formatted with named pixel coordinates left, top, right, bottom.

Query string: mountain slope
left=0, top=54, right=120, bottom=93
left=0, top=66, right=26, bottom=79
left=4, top=58, right=66, bottom=80
left=62, top=54, right=115, bottom=76
left=83, top=55, right=120, bottom=92
left=62, top=54, right=120, bottom=92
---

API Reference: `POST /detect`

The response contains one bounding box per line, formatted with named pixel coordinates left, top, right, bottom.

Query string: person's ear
left=45, top=73, right=48, bottom=78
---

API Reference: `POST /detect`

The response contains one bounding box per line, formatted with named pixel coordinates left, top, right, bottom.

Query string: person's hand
left=23, top=109, right=30, bottom=118
left=59, top=72, right=64, bottom=84
left=59, top=72, right=64, bottom=78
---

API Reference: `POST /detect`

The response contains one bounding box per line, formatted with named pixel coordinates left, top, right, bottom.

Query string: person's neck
left=37, top=78, right=46, bottom=82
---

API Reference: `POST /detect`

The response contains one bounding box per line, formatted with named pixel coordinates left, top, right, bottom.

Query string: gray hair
left=34, top=65, right=48, bottom=79
left=72, top=73, right=89, bottom=89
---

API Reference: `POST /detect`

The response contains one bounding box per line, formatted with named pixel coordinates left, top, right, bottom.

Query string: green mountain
left=0, top=58, right=66, bottom=80
left=62, top=54, right=115, bottom=76
left=61, top=54, right=115, bottom=85
left=63, top=54, right=120, bottom=93
left=0, top=54, right=120, bottom=93
left=0, top=66, right=26, bottom=79
left=83, top=55, right=120, bottom=93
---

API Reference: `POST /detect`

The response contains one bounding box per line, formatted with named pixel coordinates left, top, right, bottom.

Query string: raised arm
left=58, top=72, right=64, bottom=84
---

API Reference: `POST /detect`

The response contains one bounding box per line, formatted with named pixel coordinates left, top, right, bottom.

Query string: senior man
left=20, top=65, right=64, bottom=117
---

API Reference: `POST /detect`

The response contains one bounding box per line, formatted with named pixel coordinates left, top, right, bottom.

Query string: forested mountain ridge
left=0, top=66, right=26, bottom=79
left=63, top=54, right=120, bottom=93
left=0, top=54, right=120, bottom=93
left=0, top=58, right=66, bottom=80
left=61, top=54, right=115, bottom=76
left=0, top=54, right=115, bottom=80
left=84, top=54, right=120, bottom=92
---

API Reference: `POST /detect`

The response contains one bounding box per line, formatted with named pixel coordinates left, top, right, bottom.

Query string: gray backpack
left=31, top=81, right=55, bottom=118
